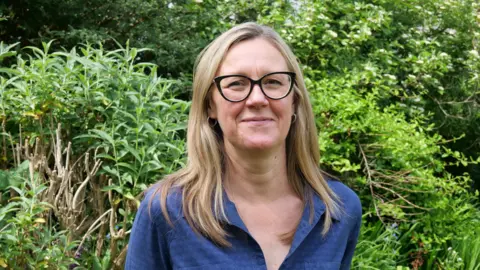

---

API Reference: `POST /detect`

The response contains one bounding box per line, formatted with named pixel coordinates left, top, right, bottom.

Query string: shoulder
left=137, top=183, right=184, bottom=228
left=126, top=183, right=180, bottom=268
left=326, top=179, right=362, bottom=219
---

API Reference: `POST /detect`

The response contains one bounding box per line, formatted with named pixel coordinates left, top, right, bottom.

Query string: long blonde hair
left=150, top=22, right=341, bottom=246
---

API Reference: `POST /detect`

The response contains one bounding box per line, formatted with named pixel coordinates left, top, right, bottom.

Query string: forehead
left=217, top=38, right=289, bottom=76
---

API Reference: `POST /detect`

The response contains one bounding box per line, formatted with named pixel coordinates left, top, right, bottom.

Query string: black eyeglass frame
left=213, top=71, right=296, bottom=102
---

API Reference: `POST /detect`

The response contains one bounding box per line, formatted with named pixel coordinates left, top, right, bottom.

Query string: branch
left=72, top=154, right=102, bottom=212
left=434, top=91, right=478, bottom=105
left=373, top=181, right=429, bottom=194
left=75, top=208, right=112, bottom=255
left=358, top=143, right=384, bottom=224
left=373, top=183, right=430, bottom=211
left=430, top=96, right=468, bottom=120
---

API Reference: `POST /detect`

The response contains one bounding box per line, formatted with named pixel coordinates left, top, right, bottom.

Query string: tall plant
left=0, top=41, right=188, bottom=268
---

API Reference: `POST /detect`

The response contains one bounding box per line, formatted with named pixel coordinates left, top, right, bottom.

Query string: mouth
left=242, top=117, right=273, bottom=124
left=241, top=117, right=273, bottom=122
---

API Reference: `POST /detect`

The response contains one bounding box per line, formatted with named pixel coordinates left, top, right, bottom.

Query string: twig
left=74, top=216, right=90, bottom=232
left=358, top=143, right=384, bottom=225
left=54, top=151, right=87, bottom=209
left=54, top=123, right=63, bottom=175
left=431, top=96, right=468, bottom=120
left=373, top=184, right=430, bottom=210
left=75, top=208, right=112, bottom=255
left=402, top=212, right=425, bottom=216
left=112, top=244, right=129, bottom=270
left=372, top=181, right=428, bottom=194
left=434, top=91, right=478, bottom=105
left=371, top=170, right=421, bottom=184
left=95, top=174, right=107, bottom=257
left=19, top=124, right=22, bottom=156
left=72, top=156, right=102, bottom=211
left=1, top=119, right=7, bottom=169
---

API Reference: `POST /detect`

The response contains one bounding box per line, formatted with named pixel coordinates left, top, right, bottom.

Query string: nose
left=245, top=83, right=268, bottom=107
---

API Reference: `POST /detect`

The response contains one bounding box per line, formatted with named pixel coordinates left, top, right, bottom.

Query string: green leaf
left=1, top=233, right=17, bottom=242
left=117, top=162, right=137, bottom=173
left=102, top=166, right=119, bottom=176
left=120, top=143, right=142, bottom=163
left=101, top=253, right=111, bottom=270
left=95, top=153, right=117, bottom=161
left=124, top=192, right=135, bottom=201
left=0, top=170, right=10, bottom=190
left=90, top=129, right=116, bottom=146
left=100, top=185, right=123, bottom=194
left=92, top=256, right=102, bottom=270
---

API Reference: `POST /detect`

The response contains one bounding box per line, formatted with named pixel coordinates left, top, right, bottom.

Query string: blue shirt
left=125, top=179, right=362, bottom=270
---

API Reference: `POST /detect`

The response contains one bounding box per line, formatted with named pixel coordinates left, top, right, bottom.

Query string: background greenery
left=0, top=0, right=479, bottom=269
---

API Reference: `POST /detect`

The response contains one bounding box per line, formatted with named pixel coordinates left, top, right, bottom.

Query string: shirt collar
left=217, top=185, right=340, bottom=259
left=218, top=184, right=340, bottom=229
left=219, top=188, right=250, bottom=232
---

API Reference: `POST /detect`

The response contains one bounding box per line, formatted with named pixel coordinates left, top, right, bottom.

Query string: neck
left=223, top=142, right=293, bottom=204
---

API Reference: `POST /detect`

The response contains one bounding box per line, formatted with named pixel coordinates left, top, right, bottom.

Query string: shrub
left=259, top=1, right=480, bottom=267
left=0, top=41, right=188, bottom=268
left=0, top=169, right=77, bottom=269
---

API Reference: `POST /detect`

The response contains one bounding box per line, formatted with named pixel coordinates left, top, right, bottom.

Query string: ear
left=207, top=98, right=217, bottom=119
left=291, top=93, right=297, bottom=112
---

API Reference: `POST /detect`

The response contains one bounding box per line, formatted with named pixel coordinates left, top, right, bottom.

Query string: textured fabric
left=125, top=179, right=362, bottom=270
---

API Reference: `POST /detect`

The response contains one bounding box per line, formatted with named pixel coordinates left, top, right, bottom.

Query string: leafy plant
left=352, top=221, right=404, bottom=269
left=0, top=164, right=78, bottom=269
left=0, top=41, right=188, bottom=268
left=453, top=229, right=480, bottom=270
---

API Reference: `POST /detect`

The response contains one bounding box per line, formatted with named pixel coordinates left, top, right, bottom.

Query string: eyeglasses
left=213, top=71, right=296, bottom=102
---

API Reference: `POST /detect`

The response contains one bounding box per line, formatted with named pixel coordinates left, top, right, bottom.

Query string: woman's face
left=208, top=38, right=295, bottom=152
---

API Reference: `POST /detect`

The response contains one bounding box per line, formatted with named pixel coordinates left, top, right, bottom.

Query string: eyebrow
left=217, top=70, right=289, bottom=77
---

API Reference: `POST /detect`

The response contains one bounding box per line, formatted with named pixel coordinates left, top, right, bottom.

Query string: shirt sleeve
left=340, top=194, right=362, bottom=270
left=125, top=191, right=172, bottom=270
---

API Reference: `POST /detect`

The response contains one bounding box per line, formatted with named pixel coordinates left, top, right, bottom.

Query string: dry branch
left=7, top=123, right=131, bottom=266
left=358, top=142, right=384, bottom=224
left=358, top=142, right=433, bottom=222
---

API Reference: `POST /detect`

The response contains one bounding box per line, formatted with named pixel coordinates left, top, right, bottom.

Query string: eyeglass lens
left=218, top=73, right=293, bottom=101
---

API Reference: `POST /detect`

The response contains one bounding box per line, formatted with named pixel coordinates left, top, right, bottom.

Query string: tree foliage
left=0, top=0, right=289, bottom=78
left=259, top=0, right=480, bottom=191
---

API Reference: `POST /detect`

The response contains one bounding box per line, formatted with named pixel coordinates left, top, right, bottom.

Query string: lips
left=241, top=117, right=273, bottom=122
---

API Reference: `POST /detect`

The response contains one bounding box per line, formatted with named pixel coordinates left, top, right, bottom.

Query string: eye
left=264, top=79, right=283, bottom=86
left=221, top=77, right=249, bottom=90
left=227, top=80, right=247, bottom=87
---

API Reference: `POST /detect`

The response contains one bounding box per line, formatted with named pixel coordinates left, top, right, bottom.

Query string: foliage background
left=0, top=0, right=479, bottom=269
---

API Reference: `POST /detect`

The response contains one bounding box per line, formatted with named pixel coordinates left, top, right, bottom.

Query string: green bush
left=0, top=41, right=188, bottom=268
left=0, top=169, right=77, bottom=269
left=258, top=1, right=480, bottom=268
left=352, top=221, right=406, bottom=269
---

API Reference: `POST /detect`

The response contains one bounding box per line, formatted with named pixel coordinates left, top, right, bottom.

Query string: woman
left=125, top=22, right=362, bottom=270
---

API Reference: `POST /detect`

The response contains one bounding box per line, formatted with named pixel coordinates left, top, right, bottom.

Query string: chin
left=241, top=137, right=282, bottom=151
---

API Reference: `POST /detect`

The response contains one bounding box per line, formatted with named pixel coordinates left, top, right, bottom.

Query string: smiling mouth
left=241, top=118, right=274, bottom=126
left=242, top=118, right=273, bottom=122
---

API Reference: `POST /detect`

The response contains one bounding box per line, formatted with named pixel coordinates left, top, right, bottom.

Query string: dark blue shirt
left=125, top=180, right=362, bottom=270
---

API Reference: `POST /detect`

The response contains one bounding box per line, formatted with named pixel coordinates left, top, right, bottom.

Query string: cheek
left=274, top=99, right=294, bottom=119
left=216, top=102, right=243, bottom=126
